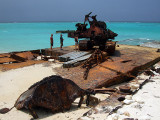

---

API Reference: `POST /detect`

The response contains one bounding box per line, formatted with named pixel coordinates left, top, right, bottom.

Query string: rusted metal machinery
left=81, top=49, right=104, bottom=80
left=0, top=75, right=95, bottom=119
left=56, top=12, right=118, bottom=55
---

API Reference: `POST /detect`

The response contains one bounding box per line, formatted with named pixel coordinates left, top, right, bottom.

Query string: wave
left=117, top=38, right=160, bottom=48
left=140, top=41, right=160, bottom=48
left=117, top=38, right=156, bottom=46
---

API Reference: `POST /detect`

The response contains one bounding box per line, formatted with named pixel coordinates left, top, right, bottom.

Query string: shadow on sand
left=19, top=102, right=88, bottom=120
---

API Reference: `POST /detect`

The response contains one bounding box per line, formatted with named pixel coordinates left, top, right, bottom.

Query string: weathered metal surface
left=10, top=53, right=26, bottom=62
left=63, top=54, right=92, bottom=68
left=55, top=45, right=160, bottom=90
left=56, top=30, right=75, bottom=33
left=119, top=85, right=131, bottom=94
left=81, top=49, right=104, bottom=80
left=0, top=58, right=17, bottom=64
left=105, top=41, right=116, bottom=55
left=81, top=69, right=156, bottom=118
left=78, top=40, right=92, bottom=51
left=9, top=51, right=36, bottom=62
left=0, top=46, right=76, bottom=71
left=13, top=52, right=36, bottom=60
left=83, top=92, right=124, bottom=116
left=58, top=51, right=89, bottom=62
left=0, top=75, right=94, bottom=119
left=42, top=46, right=75, bottom=59
left=56, top=12, right=118, bottom=54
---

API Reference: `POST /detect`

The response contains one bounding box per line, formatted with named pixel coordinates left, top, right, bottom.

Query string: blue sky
left=0, top=0, right=160, bottom=22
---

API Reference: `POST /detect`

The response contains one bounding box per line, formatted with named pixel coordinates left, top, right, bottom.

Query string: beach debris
left=48, top=58, right=55, bottom=62
left=56, top=12, right=118, bottom=55
left=81, top=49, right=104, bottom=80
left=58, top=51, right=89, bottom=62
left=144, top=70, right=155, bottom=76
left=0, top=75, right=95, bottom=119
left=36, top=56, right=42, bottom=60
left=93, top=88, right=117, bottom=94
left=41, top=55, right=55, bottom=61
left=119, top=85, right=132, bottom=94
left=130, top=84, right=140, bottom=90
left=151, top=65, right=160, bottom=74
left=121, top=60, right=132, bottom=63
left=123, top=99, right=134, bottom=105
left=123, top=118, right=138, bottom=120
left=125, top=95, right=132, bottom=100
left=83, top=93, right=124, bottom=116
left=81, top=71, right=154, bottom=118
left=10, top=53, right=26, bottom=62
left=10, top=51, right=36, bottom=62
left=82, top=95, right=100, bottom=107
left=156, top=49, right=160, bottom=52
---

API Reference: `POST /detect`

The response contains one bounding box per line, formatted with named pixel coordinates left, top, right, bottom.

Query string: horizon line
left=0, top=21, right=160, bottom=23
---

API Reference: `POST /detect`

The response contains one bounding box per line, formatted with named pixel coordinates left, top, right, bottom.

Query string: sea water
left=0, top=22, right=160, bottom=53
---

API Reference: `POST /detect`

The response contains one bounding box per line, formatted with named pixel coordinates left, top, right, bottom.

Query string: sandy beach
left=0, top=61, right=160, bottom=120
left=0, top=62, right=106, bottom=120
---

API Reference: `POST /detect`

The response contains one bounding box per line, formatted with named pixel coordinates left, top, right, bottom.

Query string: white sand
left=0, top=62, right=160, bottom=120
left=0, top=62, right=109, bottom=120
left=0, top=62, right=63, bottom=120
left=113, top=72, right=160, bottom=120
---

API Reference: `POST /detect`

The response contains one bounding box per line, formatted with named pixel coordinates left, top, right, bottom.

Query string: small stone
left=123, top=111, right=130, bottom=117
left=48, top=59, right=55, bottom=62
left=123, top=99, right=135, bottom=105
left=130, top=84, right=139, bottom=89
left=125, top=95, right=132, bottom=100
left=36, top=56, right=41, bottom=60
left=119, top=85, right=131, bottom=93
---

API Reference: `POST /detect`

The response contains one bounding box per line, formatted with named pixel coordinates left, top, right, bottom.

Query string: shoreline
left=0, top=43, right=159, bottom=54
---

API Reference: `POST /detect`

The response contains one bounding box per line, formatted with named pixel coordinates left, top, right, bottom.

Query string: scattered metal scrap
left=58, top=51, right=90, bottom=62
left=81, top=67, right=159, bottom=118
left=0, top=75, right=95, bottom=119
left=81, top=49, right=135, bottom=80
left=10, top=53, right=26, bottom=62
left=81, top=49, right=104, bottom=80
left=63, top=54, right=92, bottom=68
left=0, top=51, right=38, bottom=65
left=157, top=49, right=160, bottom=52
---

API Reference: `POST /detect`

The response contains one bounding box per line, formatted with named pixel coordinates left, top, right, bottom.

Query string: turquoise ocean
left=0, top=22, right=160, bottom=53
